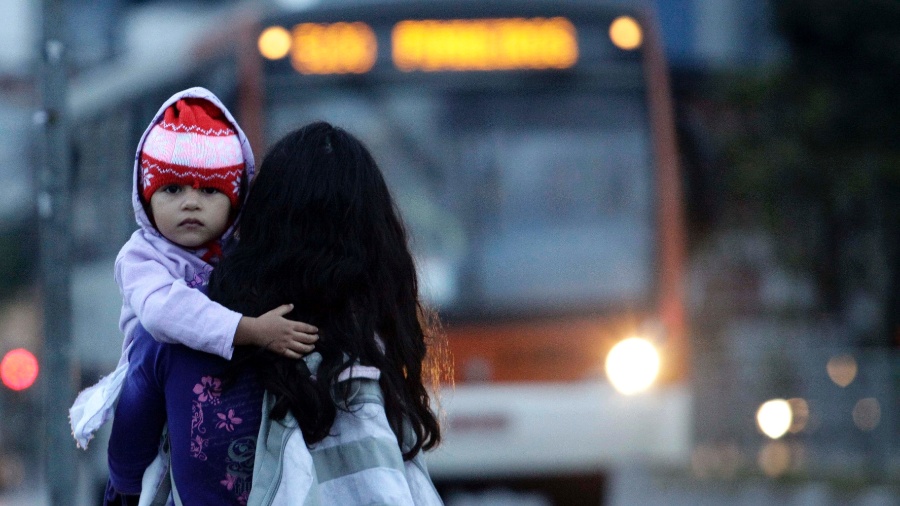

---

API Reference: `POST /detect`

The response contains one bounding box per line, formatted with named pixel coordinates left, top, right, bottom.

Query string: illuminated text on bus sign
left=290, top=22, right=377, bottom=74
left=261, top=17, right=581, bottom=74
left=392, top=17, right=578, bottom=72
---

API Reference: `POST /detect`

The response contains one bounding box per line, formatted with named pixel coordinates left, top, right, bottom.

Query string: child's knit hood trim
left=131, top=87, right=256, bottom=254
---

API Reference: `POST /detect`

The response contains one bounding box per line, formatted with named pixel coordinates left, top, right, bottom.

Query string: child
left=69, top=87, right=318, bottom=449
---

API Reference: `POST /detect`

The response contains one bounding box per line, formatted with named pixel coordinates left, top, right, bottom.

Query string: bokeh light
left=787, top=397, right=809, bottom=433
left=258, top=25, right=292, bottom=60
left=826, top=354, right=857, bottom=387
left=691, top=443, right=742, bottom=479
left=756, top=398, right=792, bottom=439
left=0, top=348, right=39, bottom=391
left=609, top=16, right=643, bottom=50
left=852, top=398, right=881, bottom=431
left=605, top=337, right=660, bottom=395
left=757, top=440, right=791, bottom=478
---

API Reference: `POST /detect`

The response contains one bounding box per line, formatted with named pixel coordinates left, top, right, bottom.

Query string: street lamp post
left=36, top=0, right=78, bottom=503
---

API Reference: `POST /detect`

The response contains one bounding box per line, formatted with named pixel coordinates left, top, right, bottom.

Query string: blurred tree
left=679, top=0, right=899, bottom=346
left=769, top=0, right=900, bottom=347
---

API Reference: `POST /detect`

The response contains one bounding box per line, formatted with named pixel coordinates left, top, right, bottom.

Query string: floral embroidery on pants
left=189, top=375, right=223, bottom=460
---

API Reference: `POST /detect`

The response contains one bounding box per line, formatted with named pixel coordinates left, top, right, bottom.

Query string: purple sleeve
left=115, top=238, right=241, bottom=359
left=107, top=327, right=168, bottom=495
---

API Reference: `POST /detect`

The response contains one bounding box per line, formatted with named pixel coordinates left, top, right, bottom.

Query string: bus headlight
left=756, top=399, right=791, bottom=439
left=605, top=337, right=660, bottom=395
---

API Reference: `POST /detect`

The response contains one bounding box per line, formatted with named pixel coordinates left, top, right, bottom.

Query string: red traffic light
left=1, top=348, right=39, bottom=391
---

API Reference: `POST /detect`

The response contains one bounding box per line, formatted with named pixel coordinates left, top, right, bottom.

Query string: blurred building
left=0, top=0, right=36, bottom=77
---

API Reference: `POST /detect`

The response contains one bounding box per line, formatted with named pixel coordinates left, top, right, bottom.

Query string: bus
left=244, top=0, right=691, bottom=501
left=69, top=0, right=691, bottom=503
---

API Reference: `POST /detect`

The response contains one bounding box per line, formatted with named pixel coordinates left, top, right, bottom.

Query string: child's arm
left=117, top=248, right=240, bottom=359
left=234, top=304, right=318, bottom=359
left=116, top=243, right=316, bottom=360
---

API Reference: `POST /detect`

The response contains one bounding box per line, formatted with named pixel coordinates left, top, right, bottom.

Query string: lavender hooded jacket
left=69, top=87, right=255, bottom=449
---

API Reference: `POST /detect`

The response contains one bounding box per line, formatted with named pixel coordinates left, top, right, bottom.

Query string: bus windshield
left=267, top=83, right=656, bottom=319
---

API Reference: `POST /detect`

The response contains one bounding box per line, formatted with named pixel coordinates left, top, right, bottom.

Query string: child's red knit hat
left=140, top=98, right=244, bottom=207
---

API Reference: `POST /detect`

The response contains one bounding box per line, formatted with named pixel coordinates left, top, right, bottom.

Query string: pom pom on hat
left=140, top=98, right=244, bottom=207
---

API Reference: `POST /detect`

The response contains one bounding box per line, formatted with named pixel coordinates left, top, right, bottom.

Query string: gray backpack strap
left=250, top=391, right=289, bottom=505
left=247, top=391, right=322, bottom=506
left=147, top=427, right=171, bottom=506
left=148, top=474, right=170, bottom=506
left=143, top=425, right=182, bottom=506
left=147, top=475, right=169, bottom=506
left=170, top=462, right=183, bottom=506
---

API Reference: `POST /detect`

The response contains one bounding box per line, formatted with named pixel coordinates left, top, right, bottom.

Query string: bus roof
left=267, top=0, right=648, bottom=21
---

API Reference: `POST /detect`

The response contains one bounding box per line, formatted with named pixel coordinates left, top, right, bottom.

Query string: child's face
left=149, top=184, right=232, bottom=248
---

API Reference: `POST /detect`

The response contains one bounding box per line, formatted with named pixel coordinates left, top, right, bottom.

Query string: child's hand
left=235, top=304, right=318, bottom=359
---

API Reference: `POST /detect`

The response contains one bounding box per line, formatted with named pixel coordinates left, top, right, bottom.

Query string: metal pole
left=36, top=0, right=77, bottom=503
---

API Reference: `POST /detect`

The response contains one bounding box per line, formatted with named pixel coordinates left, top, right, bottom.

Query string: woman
left=106, top=122, right=445, bottom=505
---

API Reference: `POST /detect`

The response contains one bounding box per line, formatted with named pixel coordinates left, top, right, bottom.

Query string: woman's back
left=210, top=121, right=442, bottom=460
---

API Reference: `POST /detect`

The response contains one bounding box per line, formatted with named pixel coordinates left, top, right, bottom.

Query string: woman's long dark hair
left=209, top=121, right=442, bottom=459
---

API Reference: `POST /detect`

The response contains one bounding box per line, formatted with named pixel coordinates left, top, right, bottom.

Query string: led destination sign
left=392, top=17, right=578, bottom=72
left=261, top=15, right=640, bottom=75
left=293, top=22, right=377, bottom=74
